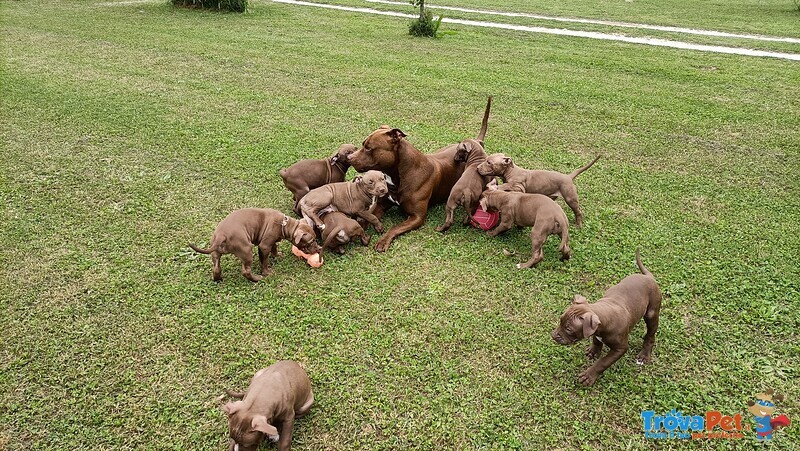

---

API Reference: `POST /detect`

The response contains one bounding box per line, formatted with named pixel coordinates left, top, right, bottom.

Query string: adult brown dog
left=189, top=208, right=320, bottom=282
left=223, top=360, right=314, bottom=451
left=299, top=170, right=388, bottom=233
left=320, top=211, right=370, bottom=254
left=279, top=144, right=355, bottom=214
left=347, top=96, right=492, bottom=251
left=436, top=138, right=493, bottom=232
left=476, top=153, right=600, bottom=228
left=479, top=187, right=571, bottom=268
left=551, top=250, right=662, bottom=386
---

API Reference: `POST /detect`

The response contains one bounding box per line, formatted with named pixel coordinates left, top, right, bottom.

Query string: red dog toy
left=470, top=206, right=499, bottom=230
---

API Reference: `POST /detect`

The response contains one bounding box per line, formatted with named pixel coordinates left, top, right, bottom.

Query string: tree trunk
left=418, top=0, right=425, bottom=20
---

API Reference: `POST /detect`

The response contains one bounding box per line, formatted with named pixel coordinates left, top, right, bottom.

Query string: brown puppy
left=436, top=138, right=493, bottom=232
left=347, top=96, right=492, bottom=251
left=479, top=188, right=571, bottom=268
left=280, top=144, right=355, bottom=215
left=320, top=211, right=370, bottom=254
left=189, top=208, right=320, bottom=282
left=551, top=250, right=662, bottom=386
left=477, top=153, right=600, bottom=228
left=299, top=170, right=388, bottom=233
left=224, top=360, right=314, bottom=451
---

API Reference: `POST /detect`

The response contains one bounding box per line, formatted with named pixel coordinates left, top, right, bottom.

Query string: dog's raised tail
left=189, top=243, right=217, bottom=254
left=569, top=155, right=601, bottom=180
left=476, top=95, right=492, bottom=144
left=636, top=248, right=652, bottom=276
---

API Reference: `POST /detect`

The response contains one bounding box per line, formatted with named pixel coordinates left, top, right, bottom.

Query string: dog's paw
left=318, top=224, right=326, bottom=231
left=375, top=237, right=391, bottom=252
left=578, top=370, right=598, bottom=386
left=585, top=347, right=601, bottom=360
left=635, top=352, right=652, bottom=365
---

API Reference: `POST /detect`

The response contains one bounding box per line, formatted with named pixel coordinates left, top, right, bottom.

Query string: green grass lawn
left=1, top=0, right=799, bottom=449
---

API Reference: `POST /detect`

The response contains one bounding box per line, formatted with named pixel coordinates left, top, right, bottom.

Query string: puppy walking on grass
left=479, top=186, right=571, bottom=268
left=189, top=208, right=320, bottom=282
left=551, top=249, right=662, bottom=386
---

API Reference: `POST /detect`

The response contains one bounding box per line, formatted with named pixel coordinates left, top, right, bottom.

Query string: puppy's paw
left=578, top=370, right=598, bottom=386
left=585, top=347, right=602, bottom=360
left=318, top=224, right=326, bottom=231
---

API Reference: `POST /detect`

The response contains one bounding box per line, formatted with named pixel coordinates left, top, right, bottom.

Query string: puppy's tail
left=189, top=242, right=218, bottom=254
left=476, top=95, right=492, bottom=144
left=569, top=155, right=601, bottom=180
left=225, top=389, right=245, bottom=399
left=636, top=248, right=652, bottom=276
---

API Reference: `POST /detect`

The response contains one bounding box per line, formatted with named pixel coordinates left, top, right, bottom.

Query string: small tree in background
left=173, top=0, right=247, bottom=13
left=409, top=0, right=442, bottom=37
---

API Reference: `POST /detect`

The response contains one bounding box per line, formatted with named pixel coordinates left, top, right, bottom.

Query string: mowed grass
left=1, top=0, right=799, bottom=449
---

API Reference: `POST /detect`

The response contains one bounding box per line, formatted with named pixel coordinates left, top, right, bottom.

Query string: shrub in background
left=408, top=2, right=442, bottom=38
left=172, top=0, right=247, bottom=13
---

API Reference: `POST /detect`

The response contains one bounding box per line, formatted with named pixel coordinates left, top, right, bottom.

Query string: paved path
left=273, top=0, right=800, bottom=61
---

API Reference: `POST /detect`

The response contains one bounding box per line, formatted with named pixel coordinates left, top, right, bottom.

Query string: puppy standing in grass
left=479, top=186, right=571, bottom=268
left=189, top=208, right=320, bottom=282
left=477, top=154, right=600, bottom=227
left=279, top=144, right=356, bottom=215
left=436, top=138, right=493, bottom=232
left=299, top=170, right=388, bottom=233
left=223, top=360, right=314, bottom=451
left=551, top=250, right=662, bottom=386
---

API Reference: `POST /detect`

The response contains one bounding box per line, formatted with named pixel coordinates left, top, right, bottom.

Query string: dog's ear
left=487, top=178, right=498, bottom=187
left=387, top=128, right=406, bottom=142
left=503, top=157, right=513, bottom=166
left=251, top=415, right=279, bottom=436
left=330, top=155, right=339, bottom=164
left=353, top=175, right=363, bottom=184
left=572, top=294, right=588, bottom=304
left=456, top=142, right=468, bottom=153
left=581, top=313, right=600, bottom=338
left=223, top=401, right=244, bottom=416
left=487, top=182, right=498, bottom=191
left=378, top=124, right=391, bottom=130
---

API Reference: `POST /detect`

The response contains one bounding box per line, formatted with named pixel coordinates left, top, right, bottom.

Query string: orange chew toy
left=291, top=245, right=323, bottom=268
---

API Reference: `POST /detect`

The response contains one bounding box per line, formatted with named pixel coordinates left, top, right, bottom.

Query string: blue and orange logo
left=641, top=390, right=790, bottom=441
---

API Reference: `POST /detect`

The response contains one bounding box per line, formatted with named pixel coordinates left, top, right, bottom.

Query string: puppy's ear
left=581, top=313, right=601, bottom=338
left=456, top=142, right=468, bottom=153
left=503, top=157, right=513, bottom=165
left=487, top=182, right=498, bottom=191
left=572, top=294, right=587, bottom=304
left=487, top=178, right=498, bottom=187
left=354, top=175, right=363, bottom=184
left=223, top=401, right=244, bottom=416
left=387, top=128, right=406, bottom=141
left=251, top=415, right=279, bottom=436
left=378, top=124, right=391, bottom=130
